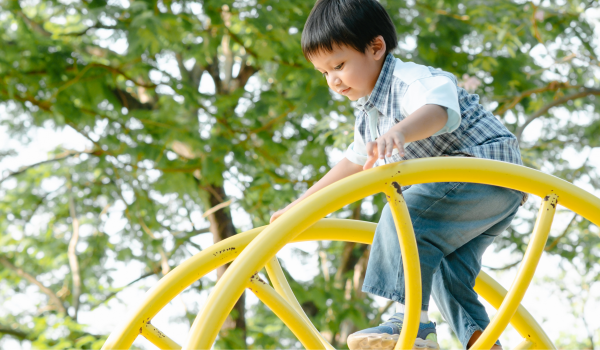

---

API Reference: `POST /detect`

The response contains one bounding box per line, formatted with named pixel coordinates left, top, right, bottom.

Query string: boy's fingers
left=384, top=137, right=394, bottom=157
left=393, top=136, right=405, bottom=156
left=363, top=142, right=376, bottom=170
left=366, top=141, right=376, bottom=158
left=363, top=156, right=376, bottom=170
left=377, top=138, right=386, bottom=159
left=367, top=142, right=379, bottom=159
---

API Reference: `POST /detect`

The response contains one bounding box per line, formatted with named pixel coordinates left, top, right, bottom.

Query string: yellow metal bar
left=385, top=182, right=421, bottom=350
left=474, top=271, right=555, bottom=349
left=141, top=323, right=181, bottom=350
left=105, top=158, right=600, bottom=350
left=103, top=219, right=561, bottom=350
left=102, top=219, right=375, bottom=350
left=101, top=227, right=260, bottom=350
left=265, top=256, right=335, bottom=350
left=184, top=158, right=599, bottom=350
left=512, top=339, right=536, bottom=350
left=182, top=174, right=386, bottom=349
left=247, top=274, right=325, bottom=350
left=376, top=158, right=599, bottom=227
left=471, top=194, right=558, bottom=349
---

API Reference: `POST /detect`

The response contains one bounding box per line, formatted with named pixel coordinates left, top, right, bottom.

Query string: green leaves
left=0, top=0, right=598, bottom=347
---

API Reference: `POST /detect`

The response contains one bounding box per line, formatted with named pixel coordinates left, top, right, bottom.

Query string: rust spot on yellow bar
left=391, top=182, right=403, bottom=196
left=213, top=247, right=236, bottom=257
left=250, top=272, right=268, bottom=284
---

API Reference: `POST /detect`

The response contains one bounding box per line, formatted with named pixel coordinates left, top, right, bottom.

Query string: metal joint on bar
left=265, top=256, right=335, bottom=350
left=247, top=273, right=325, bottom=350
left=141, top=322, right=181, bottom=350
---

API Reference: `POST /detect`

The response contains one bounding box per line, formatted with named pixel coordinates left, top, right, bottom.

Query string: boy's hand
left=364, top=125, right=406, bottom=170
left=270, top=208, right=288, bottom=224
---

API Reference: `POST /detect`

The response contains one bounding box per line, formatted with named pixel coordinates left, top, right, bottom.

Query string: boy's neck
left=362, top=53, right=389, bottom=101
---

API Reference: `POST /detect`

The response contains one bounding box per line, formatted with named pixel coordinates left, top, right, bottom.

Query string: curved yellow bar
left=265, top=257, right=336, bottom=350
left=474, top=271, right=555, bottom=349
left=185, top=158, right=600, bottom=350
left=247, top=274, right=325, bottom=349
left=472, top=194, right=558, bottom=349
left=141, top=323, right=181, bottom=350
left=386, top=183, right=421, bottom=349
left=513, top=339, right=536, bottom=350
left=102, top=219, right=556, bottom=350
left=103, top=158, right=600, bottom=350
left=102, top=220, right=375, bottom=350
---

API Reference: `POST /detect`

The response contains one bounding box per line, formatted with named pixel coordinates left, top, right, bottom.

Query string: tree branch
left=370, top=300, right=395, bottom=326
left=0, top=257, right=67, bottom=314
left=67, top=178, right=82, bottom=321
left=175, top=52, right=191, bottom=84
left=226, top=28, right=303, bottom=69
left=248, top=105, right=297, bottom=135
left=483, top=259, right=521, bottom=271
left=206, top=55, right=223, bottom=95
left=90, top=271, right=158, bottom=309
left=545, top=213, right=578, bottom=252
left=0, top=325, right=29, bottom=340
left=235, top=64, right=258, bottom=90
left=138, top=217, right=171, bottom=275
left=201, top=199, right=233, bottom=219
left=495, top=81, right=573, bottom=116
left=17, top=10, right=51, bottom=37
left=221, top=34, right=234, bottom=92
left=190, top=61, right=204, bottom=89
left=515, top=87, right=600, bottom=141
left=60, top=24, right=119, bottom=37
left=0, top=150, right=95, bottom=185
left=112, top=88, right=155, bottom=111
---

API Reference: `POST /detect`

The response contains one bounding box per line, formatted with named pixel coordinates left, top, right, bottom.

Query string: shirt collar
left=356, top=53, right=396, bottom=113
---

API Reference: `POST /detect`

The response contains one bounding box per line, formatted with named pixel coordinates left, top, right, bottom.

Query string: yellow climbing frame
left=101, top=158, right=600, bottom=350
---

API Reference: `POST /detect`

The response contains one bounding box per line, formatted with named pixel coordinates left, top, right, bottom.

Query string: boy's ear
left=370, top=35, right=387, bottom=60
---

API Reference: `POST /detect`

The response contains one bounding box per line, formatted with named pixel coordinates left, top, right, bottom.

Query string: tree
left=0, top=0, right=598, bottom=348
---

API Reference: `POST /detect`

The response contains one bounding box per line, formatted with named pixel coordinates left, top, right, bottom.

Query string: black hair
left=301, top=0, right=398, bottom=59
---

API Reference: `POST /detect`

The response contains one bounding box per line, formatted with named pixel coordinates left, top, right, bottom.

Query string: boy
left=270, top=0, right=526, bottom=348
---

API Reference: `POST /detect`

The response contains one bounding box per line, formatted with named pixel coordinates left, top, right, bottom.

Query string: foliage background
left=0, top=0, right=599, bottom=348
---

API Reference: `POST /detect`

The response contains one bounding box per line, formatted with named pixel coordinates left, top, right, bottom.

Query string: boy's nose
left=331, top=76, right=341, bottom=86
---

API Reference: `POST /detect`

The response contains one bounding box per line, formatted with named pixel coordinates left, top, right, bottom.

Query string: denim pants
left=362, top=181, right=522, bottom=347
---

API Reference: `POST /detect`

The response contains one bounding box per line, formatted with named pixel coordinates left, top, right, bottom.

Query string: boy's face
left=310, top=36, right=387, bottom=101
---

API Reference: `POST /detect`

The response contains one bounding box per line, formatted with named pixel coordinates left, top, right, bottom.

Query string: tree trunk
left=334, top=201, right=366, bottom=286
left=205, top=184, right=247, bottom=348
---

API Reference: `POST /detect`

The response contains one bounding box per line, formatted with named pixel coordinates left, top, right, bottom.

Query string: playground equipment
left=101, top=158, right=600, bottom=350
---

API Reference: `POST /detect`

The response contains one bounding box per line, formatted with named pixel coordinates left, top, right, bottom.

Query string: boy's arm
left=270, top=157, right=363, bottom=223
left=363, top=104, right=448, bottom=170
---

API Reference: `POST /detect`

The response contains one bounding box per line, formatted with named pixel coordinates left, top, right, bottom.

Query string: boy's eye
left=334, top=63, right=343, bottom=70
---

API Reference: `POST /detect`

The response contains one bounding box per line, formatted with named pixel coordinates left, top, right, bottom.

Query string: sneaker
left=347, top=313, right=439, bottom=350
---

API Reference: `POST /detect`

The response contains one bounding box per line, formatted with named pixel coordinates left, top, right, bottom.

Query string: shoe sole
left=347, top=333, right=439, bottom=350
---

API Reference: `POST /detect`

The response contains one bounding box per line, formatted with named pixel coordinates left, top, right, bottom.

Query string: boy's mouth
left=339, top=87, right=351, bottom=95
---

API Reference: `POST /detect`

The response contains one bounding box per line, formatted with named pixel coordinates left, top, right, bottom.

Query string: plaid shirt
left=345, top=54, right=525, bottom=201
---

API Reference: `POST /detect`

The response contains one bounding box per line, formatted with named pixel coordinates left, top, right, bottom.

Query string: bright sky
left=1, top=3, right=600, bottom=349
